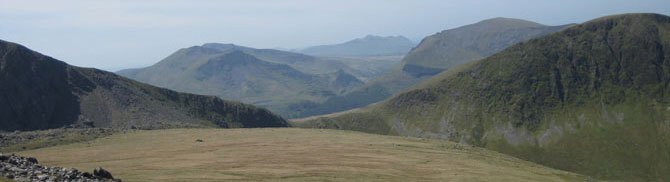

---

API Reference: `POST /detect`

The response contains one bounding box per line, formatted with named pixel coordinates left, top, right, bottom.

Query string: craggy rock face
left=0, top=154, right=120, bottom=182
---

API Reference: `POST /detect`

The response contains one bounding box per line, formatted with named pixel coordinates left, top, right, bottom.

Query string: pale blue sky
left=1, top=0, right=668, bottom=71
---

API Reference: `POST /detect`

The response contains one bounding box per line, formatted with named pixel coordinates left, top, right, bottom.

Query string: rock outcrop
left=0, top=154, right=120, bottom=182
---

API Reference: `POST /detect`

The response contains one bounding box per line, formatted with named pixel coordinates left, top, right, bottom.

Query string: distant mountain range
left=296, top=14, right=670, bottom=181
left=117, top=44, right=369, bottom=118
left=0, top=39, right=287, bottom=131
left=299, top=35, right=416, bottom=57
left=289, top=17, right=572, bottom=118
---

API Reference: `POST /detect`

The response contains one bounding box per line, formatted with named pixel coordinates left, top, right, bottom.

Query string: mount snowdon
left=0, top=39, right=287, bottom=131
left=117, top=44, right=365, bottom=118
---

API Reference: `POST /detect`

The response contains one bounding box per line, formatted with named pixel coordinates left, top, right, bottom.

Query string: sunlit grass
left=19, top=128, right=588, bottom=182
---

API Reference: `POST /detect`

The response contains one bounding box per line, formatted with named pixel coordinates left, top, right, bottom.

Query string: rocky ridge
left=0, top=154, right=119, bottom=182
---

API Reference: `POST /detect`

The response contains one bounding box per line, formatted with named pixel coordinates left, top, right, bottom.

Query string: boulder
left=26, top=157, right=38, bottom=164
left=93, top=167, right=114, bottom=179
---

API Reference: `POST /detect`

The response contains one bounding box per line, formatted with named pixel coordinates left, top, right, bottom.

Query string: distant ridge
left=299, top=35, right=416, bottom=57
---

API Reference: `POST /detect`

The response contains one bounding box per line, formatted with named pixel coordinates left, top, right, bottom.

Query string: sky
left=1, top=0, right=669, bottom=71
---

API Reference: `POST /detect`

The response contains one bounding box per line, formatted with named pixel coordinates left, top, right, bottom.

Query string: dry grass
left=289, top=107, right=365, bottom=123
left=18, top=128, right=588, bottom=182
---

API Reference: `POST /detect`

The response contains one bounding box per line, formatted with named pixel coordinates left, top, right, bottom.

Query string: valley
left=1, top=2, right=668, bottom=181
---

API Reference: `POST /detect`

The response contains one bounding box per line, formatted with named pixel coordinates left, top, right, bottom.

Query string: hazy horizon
left=1, top=0, right=669, bottom=71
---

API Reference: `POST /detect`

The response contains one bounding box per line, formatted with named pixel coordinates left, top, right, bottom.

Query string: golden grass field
left=18, top=128, right=589, bottom=181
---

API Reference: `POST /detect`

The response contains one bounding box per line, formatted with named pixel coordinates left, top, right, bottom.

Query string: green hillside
left=0, top=39, right=287, bottom=131
left=300, top=35, right=416, bottom=57
left=295, top=13, right=670, bottom=181
left=289, top=18, right=570, bottom=118
left=117, top=45, right=365, bottom=118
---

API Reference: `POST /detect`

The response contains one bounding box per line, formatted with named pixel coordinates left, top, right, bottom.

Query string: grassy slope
left=297, top=13, right=670, bottom=181
left=293, top=18, right=570, bottom=119
left=18, top=128, right=588, bottom=182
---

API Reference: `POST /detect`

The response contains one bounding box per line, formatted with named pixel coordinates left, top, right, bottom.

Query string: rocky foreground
left=0, top=154, right=120, bottom=182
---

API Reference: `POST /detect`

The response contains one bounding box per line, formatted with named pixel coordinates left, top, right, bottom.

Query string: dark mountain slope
left=299, top=35, right=416, bottom=57
left=296, top=14, right=670, bottom=181
left=0, top=40, right=287, bottom=131
left=291, top=18, right=571, bottom=118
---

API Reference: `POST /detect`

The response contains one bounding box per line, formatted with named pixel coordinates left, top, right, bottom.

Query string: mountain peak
left=201, top=43, right=247, bottom=51
left=300, top=35, right=415, bottom=57
left=363, top=34, right=379, bottom=39
left=479, top=17, right=545, bottom=27
left=583, top=13, right=670, bottom=25
left=357, top=35, right=411, bottom=42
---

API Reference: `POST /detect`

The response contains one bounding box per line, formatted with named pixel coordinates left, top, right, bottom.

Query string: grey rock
left=0, top=155, right=120, bottom=182
left=37, top=174, right=49, bottom=180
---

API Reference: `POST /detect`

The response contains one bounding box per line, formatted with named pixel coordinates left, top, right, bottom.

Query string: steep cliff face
left=298, top=14, right=670, bottom=181
left=0, top=39, right=287, bottom=131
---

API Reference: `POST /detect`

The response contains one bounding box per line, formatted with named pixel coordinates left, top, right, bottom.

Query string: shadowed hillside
left=296, top=13, right=670, bottom=181
left=0, top=40, right=287, bottom=131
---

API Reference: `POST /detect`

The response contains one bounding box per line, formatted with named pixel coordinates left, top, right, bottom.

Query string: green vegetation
left=299, top=35, right=416, bottom=57
left=0, top=40, right=287, bottom=131
left=19, top=128, right=589, bottom=181
left=292, top=18, right=571, bottom=118
left=117, top=44, right=371, bottom=118
left=297, top=13, right=670, bottom=181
